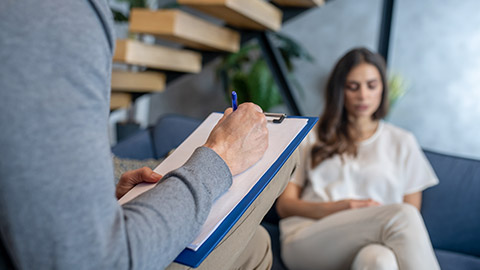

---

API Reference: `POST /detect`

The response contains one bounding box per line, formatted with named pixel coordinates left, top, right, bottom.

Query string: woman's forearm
left=277, top=197, right=382, bottom=220
left=404, top=192, right=422, bottom=211
left=277, top=198, right=333, bottom=220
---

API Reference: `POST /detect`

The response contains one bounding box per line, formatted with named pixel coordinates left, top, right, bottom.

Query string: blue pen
left=231, top=91, right=238, bottom=111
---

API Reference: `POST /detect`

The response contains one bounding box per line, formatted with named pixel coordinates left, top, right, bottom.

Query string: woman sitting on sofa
left=276, top=48, right=440, bottom=270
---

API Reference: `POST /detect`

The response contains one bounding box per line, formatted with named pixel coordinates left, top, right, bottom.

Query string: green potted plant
left=217, top=33, right=314, bottom=112
left=388, top=73, right=408, bottom=110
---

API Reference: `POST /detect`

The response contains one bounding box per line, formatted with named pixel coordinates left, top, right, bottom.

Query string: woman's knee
left=351, top=244, right=398, bottom=270
left=388, top=203, right=422, bottom=223
left=380, top=203, right=428, bottom=243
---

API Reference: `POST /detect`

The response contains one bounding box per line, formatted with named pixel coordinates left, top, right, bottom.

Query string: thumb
left=138, top=167, right=162, bottom=183
left=145, top=171, right=163, bottom=183
left=224, top=107, right=233, bottom=116
left=218, top=108, right=233, bottom=124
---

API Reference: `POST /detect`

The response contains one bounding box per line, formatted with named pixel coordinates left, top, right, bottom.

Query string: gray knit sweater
left=0, top=0, right=231, bottom=269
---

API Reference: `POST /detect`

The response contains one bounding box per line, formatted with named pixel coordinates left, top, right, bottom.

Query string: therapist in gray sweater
left=0, top=0, right=274, bottom=269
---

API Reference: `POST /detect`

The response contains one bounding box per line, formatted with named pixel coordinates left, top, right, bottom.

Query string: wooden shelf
left=111, top=70, right=166, bottom=93
left=178, top=0, right=282, bottom=31
left=110, top=93, right=132, bottom=110
left=129, top=9, right=240, bottom=52
left=113, top=39, right=201, bottom=73
left=272, top=0, right=324, bottom=7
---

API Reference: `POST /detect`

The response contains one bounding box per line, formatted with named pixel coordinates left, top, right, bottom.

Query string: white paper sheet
left=118, top=112, right=307, bottom=250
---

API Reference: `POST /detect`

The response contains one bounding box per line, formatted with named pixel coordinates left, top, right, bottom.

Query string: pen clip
left=264, top=113, right=286, bottom=124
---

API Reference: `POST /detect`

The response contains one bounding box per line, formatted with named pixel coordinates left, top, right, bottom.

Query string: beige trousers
left=166, top=150, right=298, bottom=270
left=282, top=203, right=440, bottom=270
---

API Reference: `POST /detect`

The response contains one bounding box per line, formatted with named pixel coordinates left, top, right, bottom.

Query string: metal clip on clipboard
left=264, top=113, right=286, bottom=124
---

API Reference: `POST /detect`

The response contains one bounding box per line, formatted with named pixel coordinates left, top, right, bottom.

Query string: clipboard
left=119, top=113, right=318, bottom=268
left=175, top=114, right=317, bottom=267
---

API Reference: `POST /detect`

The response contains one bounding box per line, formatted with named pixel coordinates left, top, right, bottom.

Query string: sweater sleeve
left=0, top=1, right=231, bottom=269
left=122, top=147, right=232, bottom=269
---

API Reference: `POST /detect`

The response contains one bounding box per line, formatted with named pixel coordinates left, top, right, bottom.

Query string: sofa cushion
left=111, top=129, right=155, bottom=160
left=435, top=249, right=480, bottom=270
left=261, top=222, right=287, bottom=270
left=422, top=150, right=480, bottom=257
left=151, top=114, right=202, bottom=159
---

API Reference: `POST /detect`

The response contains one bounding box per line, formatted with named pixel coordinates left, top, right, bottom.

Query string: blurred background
left=109, top=0, right=480, bottom=160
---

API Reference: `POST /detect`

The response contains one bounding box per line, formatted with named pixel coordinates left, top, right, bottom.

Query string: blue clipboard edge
left=174, top=116, right=318, bottom=268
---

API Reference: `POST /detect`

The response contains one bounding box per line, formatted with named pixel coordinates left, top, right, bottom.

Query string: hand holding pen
left=204, top=101, right=268, bottom=175
left=231, top=90, right=286, bottom=123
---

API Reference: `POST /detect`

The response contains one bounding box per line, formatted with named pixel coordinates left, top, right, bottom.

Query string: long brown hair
left=311, top=48, right=389, bottom=168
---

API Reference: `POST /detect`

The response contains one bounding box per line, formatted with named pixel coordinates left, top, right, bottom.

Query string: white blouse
left=280, top=121, right=439, bottom=238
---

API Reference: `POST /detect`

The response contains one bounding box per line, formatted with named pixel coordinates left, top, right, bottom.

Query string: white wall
left=388, top=0, right=480, bottom=159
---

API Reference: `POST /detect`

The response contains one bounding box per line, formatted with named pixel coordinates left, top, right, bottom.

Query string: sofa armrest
left=422, top=150, right=480, bottom=258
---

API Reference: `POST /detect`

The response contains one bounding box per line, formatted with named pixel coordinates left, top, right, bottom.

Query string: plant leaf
left=231, top=73, right=250, bottom=104
left=388, top=73, right=408, bottom=109
left=130, top=0, right=147, bottom=8
left=111, top=9, right=129, bottom=22
left=247, top=60, right=282, bottom=111
left=273, top=32, right=314, bottom=63
left=160, top=2, right=181, bottom=9
left=218, top=43, right=259, bottom=72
